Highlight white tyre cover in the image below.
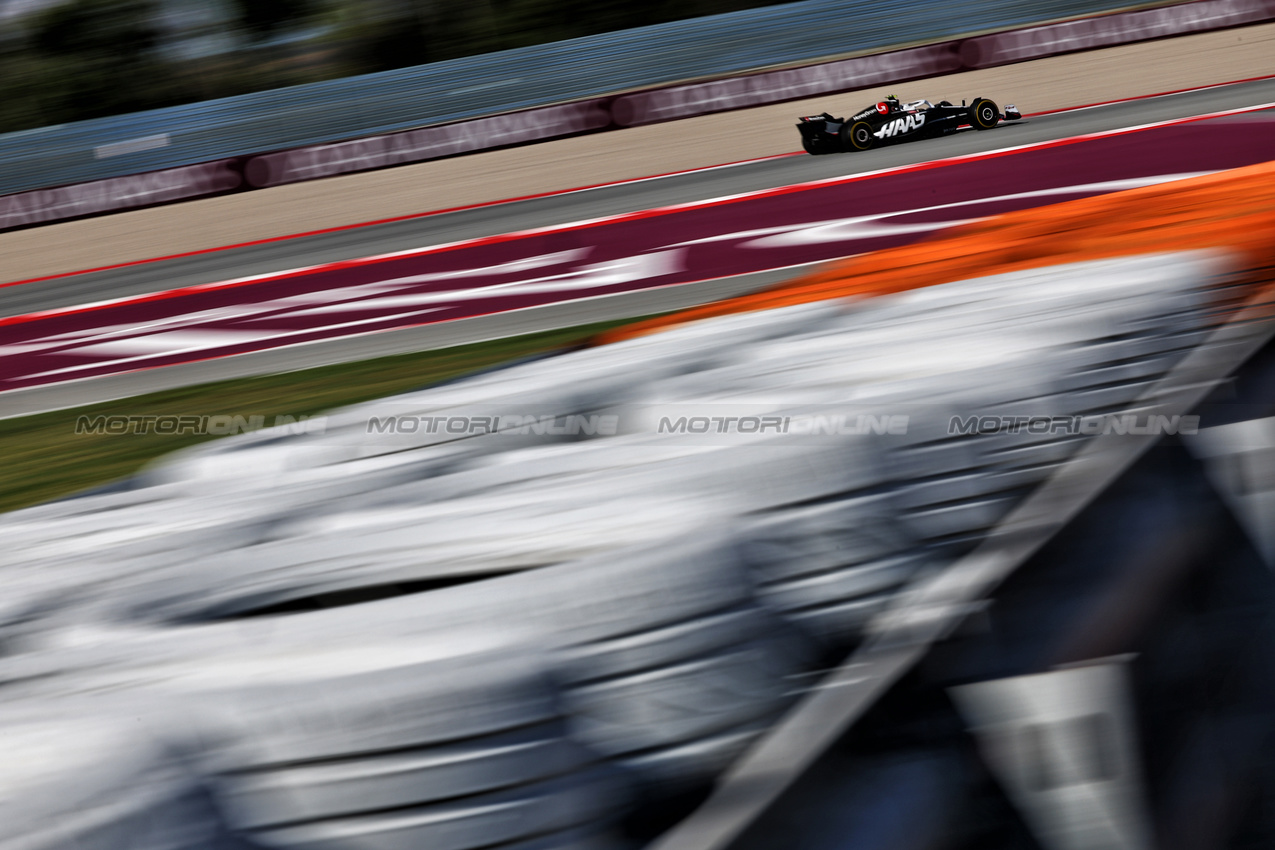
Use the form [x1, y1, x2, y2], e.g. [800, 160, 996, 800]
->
[618, 719, 775, 790]
[756, 555, 921, 616]
[249, 768, 626, 850]
[555, 605, 789, 685]
[189, 651, 559, 770]
[565, 640, 799, 761]
[783, 592, 900, 644]
[219, 722, 593, 829]
[902, 494, 1022, 541]
[740, 498, 910, 580]
[891, 467, 1044, 511]
[512, 532, 758, 646]
[0, 712, 228, 850]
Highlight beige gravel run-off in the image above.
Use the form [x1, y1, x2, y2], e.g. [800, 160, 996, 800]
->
[2, 23, 1274, 284]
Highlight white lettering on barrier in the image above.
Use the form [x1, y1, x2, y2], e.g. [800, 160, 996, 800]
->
[611, 45, 961, 126]
[244, 100, 611, 187]
[0, 161, 240, 231]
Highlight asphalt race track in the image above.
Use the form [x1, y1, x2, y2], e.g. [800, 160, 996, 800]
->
[2, 77, 1274, 416]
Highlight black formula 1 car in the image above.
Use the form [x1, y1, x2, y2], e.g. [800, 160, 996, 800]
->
[797, 95, 1021, 154]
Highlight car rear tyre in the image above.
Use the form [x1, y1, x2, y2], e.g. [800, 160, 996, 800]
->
[840, 121, 876, 151]
[972, 98, 1000, 130]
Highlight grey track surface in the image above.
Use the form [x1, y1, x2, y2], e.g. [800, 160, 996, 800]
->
[2, 76, 1273, 417]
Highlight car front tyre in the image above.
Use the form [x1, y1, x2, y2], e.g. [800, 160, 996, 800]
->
[972, 98, 1000, 130]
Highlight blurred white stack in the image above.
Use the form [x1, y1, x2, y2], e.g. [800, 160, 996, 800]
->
[0, 251, 1232, 849]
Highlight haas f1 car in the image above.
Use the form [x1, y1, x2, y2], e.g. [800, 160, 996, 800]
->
[797, 95, 1021, 154]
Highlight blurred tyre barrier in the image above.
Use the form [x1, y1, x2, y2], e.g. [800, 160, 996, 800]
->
[186, 648, 628, 850]
[137, 340, 688, 483]
[5, 0, 1275, 230]
[114, 493, 717, 622]
[738, 498, 929, 650]
[0, 532, 819, 829]
[13, 637, 630, 850]
[0, 708, 235, 850]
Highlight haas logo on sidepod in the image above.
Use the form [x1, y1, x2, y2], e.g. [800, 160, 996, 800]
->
[876, 113, 925, 138]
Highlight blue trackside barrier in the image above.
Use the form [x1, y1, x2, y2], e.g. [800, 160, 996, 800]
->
[0, 0, 1162, 196]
